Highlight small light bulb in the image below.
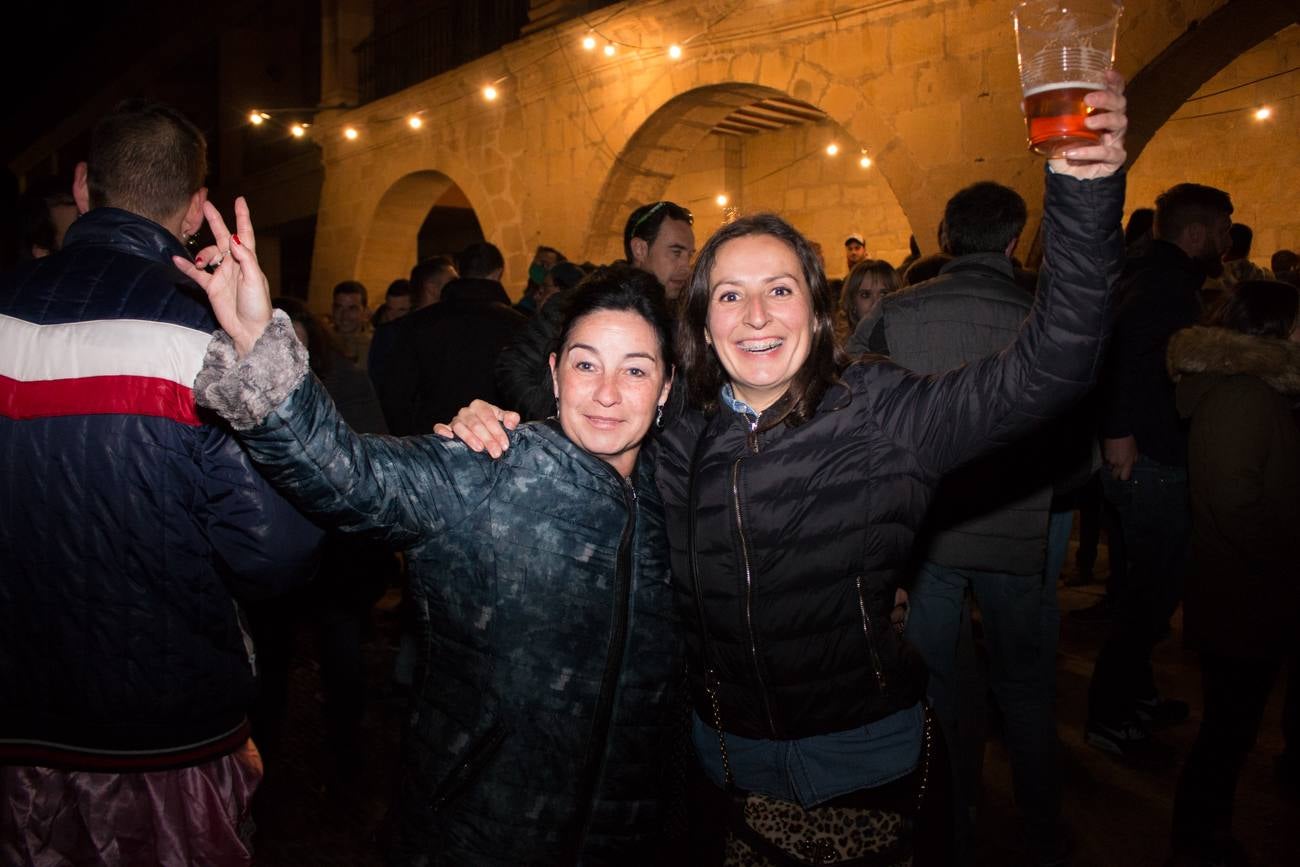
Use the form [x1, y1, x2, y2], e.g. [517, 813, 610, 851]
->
[859, 155, 872, 168]
[668, 44, 683, 60]
[249, 112, 265, 126]
[1254, 106, 1272, 121]
[582, 35, 596, 51]
[408, 115, 423, 129]
[826, 143, 840, 156]
[483, 85, 499, 101]
[343, 126, 359, 141]
[604, 43, 616, 57]
[290, 124, 305, 138]
[716, 194, 729, 207]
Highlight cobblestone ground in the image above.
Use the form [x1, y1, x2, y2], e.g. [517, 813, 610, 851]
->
[252, 541, 1300, 866]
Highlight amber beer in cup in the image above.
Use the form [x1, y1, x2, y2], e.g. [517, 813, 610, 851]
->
[1013, 0, 1122, 156]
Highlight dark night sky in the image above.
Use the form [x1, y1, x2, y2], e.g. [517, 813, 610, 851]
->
[2, 3, 174, 164]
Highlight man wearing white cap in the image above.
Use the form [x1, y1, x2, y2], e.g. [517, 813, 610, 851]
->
[845, 232, 867, 272]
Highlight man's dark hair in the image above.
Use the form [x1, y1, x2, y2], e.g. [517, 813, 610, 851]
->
[623, 201, 694, 262]
[1211, 280, 1299, 340]
[535, 245, 566, 263]
[1227, 223, 1253, 259]
[679, 213, 844, 428]
[87, 99, 207, 225]
[554, 264, 676, 377]
[385, 278, 412, 300]
[1124, 208, 1155, 249]
[409, 255, 456, 306]
[332, 280, 368, 306]
[1154, 183, 1233, 243]
[941, 182, 1027, 257]
[457, 242, 505, 280]
[410, 255, 455, 287]
[1272, 249, 1299, 275]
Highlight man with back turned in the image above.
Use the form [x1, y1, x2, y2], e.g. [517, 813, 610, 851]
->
[0, 99, 322, 865]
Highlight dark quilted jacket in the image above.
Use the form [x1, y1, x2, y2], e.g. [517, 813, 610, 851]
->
[214, 366, 679, 865]
[657, 171, 1125, 740]
[0, 208, 323, 770]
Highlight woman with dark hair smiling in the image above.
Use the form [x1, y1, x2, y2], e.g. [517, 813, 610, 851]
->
[449, 74, 1128, 864]
[173, 207, 684, 864]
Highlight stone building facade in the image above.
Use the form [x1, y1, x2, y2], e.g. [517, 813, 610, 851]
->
[307, 0, 1297, 306]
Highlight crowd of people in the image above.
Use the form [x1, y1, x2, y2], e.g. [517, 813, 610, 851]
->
[1, 72, 1297, 867]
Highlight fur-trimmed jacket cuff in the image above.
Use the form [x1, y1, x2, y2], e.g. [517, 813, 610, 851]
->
[194, 310, 309, 430]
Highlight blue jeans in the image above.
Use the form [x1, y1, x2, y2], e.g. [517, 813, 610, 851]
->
[1045, 508, 1075, 584]
[906, 561, 1062, 864]
[1088, 456, 1190, 723]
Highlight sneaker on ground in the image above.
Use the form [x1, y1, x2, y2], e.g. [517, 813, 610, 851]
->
[1135, 695, 1190, 726]
[1086, 717, 1151, 757]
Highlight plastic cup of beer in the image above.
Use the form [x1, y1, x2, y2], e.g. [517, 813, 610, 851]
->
[1013, 0, 1122, 156]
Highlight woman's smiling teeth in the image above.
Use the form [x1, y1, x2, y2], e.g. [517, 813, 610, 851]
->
[739, 338, 784, 352]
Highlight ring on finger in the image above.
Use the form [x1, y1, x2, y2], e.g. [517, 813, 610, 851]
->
[208, 249, 231, 268]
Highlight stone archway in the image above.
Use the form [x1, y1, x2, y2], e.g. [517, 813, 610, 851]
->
[586, 84, 915, 270]
[1126, 21, 1300, 256]
[355, 170, 485, 299]
[1123, 0, 1298, 167]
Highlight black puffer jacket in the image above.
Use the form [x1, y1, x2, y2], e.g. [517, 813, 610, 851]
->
[378, 277, 526, 434]
[657, 170, 1124, 739]
[0, 208, 323, 770]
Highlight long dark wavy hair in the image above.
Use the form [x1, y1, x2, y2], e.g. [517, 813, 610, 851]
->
[678, 213, 847, 427]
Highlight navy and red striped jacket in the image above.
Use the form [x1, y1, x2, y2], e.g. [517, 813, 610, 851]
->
[0, 207, 322, 771]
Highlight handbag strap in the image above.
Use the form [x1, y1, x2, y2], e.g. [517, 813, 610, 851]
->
[686, 425, 735, 789]
[913, 705, 936, 815]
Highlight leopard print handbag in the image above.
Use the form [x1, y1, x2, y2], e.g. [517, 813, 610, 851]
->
[718, 710, 933, 867]
[722, 792, 914, 867]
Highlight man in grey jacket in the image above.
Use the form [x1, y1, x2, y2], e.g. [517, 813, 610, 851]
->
[853, 182, 1065, 867]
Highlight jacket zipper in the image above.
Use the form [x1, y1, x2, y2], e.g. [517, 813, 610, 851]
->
[855, 576, 888, 693]
[733, 417, 779, 738]
[571, 475, 637, 855]
[430, 722, 510, 813]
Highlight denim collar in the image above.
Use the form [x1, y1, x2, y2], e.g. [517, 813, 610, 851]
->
[720, 383, 760, 425]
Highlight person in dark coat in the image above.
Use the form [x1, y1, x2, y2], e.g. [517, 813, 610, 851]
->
[0, 100, 322, 866]
[1087, 182, 1235, 756]
[1166, 281, 1300, 867]
[859, 180, 1067, 865]
[378, 242, 525, 435]
[179, 215, 683, 864]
